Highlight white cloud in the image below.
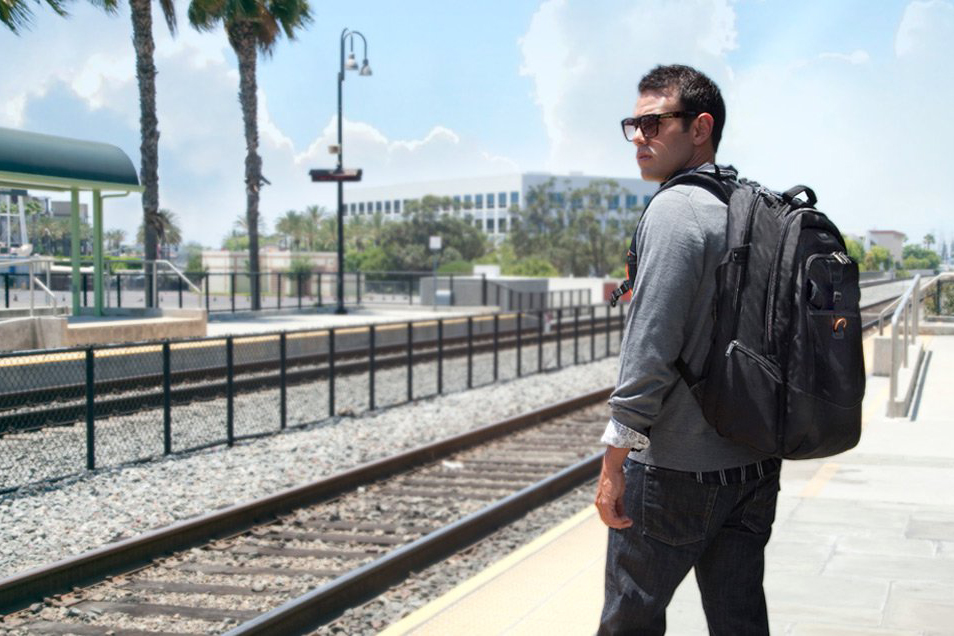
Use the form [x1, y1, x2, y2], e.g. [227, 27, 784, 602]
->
[1, 3, 519, 246]
[518, 0, 954, 241]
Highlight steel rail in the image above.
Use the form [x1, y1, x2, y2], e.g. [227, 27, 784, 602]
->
[226, 451, 602, 636]
[0, 386, 612, 614]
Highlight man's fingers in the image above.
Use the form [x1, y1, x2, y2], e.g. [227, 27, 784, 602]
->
[595, 495, 634, 529]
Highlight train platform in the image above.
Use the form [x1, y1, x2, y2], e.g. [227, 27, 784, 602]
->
[382, 334, 954, 635]
[205, 303, 500, 337]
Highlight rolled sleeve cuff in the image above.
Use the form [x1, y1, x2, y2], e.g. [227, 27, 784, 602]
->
[600, 419, 650, 451]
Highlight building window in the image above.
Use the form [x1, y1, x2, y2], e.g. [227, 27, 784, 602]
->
[464, 194, 472, 208]
[350, 203, 356, 214]
[385, 200, 391, 213]
[375, 201, 382, 213]
[608, 195, 619, 210]
[359, 203, 365, 213]
[643, 194, 652, 206]
[487, 193, 495, 208]
[486, 218, 495, 232]
[511, 191, 519, 206]
[571, 194, 582, 209]
[475, 220, 482, 229]
[475, 194, 483, 209]
[499, 192, 507, 208]
[395, 199, 401, 213]
[625, 194, 638, 209]
[499, 218, 508, 232]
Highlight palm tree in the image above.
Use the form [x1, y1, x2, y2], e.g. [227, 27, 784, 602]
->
[105, 228, 127, 253]
[1, 0, 68, 34]
[188, 0, 311, 310]
[128, 0, 177, 306]
[137, 208, 182, 258]
[275, 209, 304, 250]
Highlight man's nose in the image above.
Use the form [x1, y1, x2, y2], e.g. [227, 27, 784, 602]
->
[631, 125, 646, 146]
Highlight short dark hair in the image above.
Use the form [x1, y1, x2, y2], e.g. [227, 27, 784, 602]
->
[638, 64, 725, 152]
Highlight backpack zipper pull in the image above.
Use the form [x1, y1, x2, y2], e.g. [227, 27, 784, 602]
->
[833, 251, 851, 265]
[725, 340, 738, 357]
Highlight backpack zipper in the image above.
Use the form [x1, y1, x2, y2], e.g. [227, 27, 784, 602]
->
[725, 339, 782, 384]
[764, 209, 804, 354]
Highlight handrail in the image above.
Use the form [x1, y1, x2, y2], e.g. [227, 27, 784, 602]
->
[152, 259, 203, 308]
[887, 275, 920, 417]
[878, 274, 941, 335]
[1, 257, 55, 316]
[30, 276, 57, 308]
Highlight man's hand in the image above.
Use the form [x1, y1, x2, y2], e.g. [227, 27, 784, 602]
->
[595, 446, 634, 529]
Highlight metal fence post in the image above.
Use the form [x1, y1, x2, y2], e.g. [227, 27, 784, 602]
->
[328, 328, 336, 418]
[574, 306, 580, 364]
[590, 306, 595, 361]
[178, 276, 183, 308]
[116, 273, 121, 308]
[449, 275, 455, 306]
[467, 316, 474, 388]
[3, 273, 8, 308]
[277, 272, 283, 310]
[280, 332, 287, 429]
[538, 309, 544, 372]
[226, 337, 234, 446]
[205, 275, 210, 311]
[493, 314, 499, 381]
[318, 272, 323, 307]
[407, 322, 414, 402]
[407, 276, 413, 305]
[357, 272, 362, 305]
[163, 341, 172, 454]
[298, 272, 303, 309]
[82, 273, 88, 308]
[482, 273, 487, 306]
[85, 348, 96, 471]
[369, 325, 376, 410]
[556, 308, 563, 368]
[437, 318, 444, 394]
[230, 273, 236, 313]
[516, 312, 522, 377]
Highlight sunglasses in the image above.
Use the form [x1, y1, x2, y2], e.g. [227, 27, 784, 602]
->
[620, 111, 698, 142]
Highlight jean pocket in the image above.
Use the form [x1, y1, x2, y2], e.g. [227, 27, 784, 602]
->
[740, 473, 781, 534]
[642, 466, 717, 546]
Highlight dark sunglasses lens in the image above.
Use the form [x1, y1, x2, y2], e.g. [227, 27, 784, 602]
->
[622, 120, 637, 141]
[639, 115, 659, 139]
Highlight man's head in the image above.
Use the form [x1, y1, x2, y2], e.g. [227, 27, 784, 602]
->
[623, 64, 725, 182]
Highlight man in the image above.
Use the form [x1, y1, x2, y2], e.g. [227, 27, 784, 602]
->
[595, 64, 781, 635]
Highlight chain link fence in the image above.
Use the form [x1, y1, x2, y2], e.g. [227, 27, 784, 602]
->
[0, 303, 626, 493]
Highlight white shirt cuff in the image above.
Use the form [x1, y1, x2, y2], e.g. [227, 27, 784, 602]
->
[600, 420, 650, 451]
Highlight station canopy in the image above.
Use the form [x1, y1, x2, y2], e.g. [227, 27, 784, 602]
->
[0, 126, 143, 316]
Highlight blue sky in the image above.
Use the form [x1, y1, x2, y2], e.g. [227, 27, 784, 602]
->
[1, 0, 952, 249]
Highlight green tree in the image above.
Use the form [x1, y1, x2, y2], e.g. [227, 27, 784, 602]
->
[923, 233, 936, 251]
[0, 0, 67, 34]
[188, 0, 312, 310]
[275, 210, 305, 250]
[864, 245, 893, 272]
[105, 228, 127, 253]
[902, 244, 940, 270]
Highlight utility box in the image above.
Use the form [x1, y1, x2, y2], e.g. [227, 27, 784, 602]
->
[435, 289, 453, 306]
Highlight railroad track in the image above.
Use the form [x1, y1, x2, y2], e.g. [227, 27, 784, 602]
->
[0, 388, 611, 635]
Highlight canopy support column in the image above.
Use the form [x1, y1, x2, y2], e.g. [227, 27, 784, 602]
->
[70, 188, 81, 315]
[93, 190, 104, 315]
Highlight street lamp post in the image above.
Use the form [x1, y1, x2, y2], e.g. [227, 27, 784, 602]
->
[334, 28, 372, 314]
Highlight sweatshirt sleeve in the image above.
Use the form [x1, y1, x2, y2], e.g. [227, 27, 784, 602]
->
[606, 188, 706, 446]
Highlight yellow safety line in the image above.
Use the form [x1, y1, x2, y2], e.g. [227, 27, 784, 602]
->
[0, 312, 526, 367]
[378, 505, 597, 636]
[798, 462, 840, 498]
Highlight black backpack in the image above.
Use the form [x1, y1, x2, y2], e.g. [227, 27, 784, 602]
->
[611, 165, 865, 459]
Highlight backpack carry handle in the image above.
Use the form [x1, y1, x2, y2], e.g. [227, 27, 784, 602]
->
[782, 185, 817, 208]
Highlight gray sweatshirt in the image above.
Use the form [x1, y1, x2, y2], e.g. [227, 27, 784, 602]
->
[601, 181, 771, 471]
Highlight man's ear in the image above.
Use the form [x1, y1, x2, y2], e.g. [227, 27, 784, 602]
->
[692, 113, 714, 147]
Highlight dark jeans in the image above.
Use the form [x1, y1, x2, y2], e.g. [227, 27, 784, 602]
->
[598, 459, 780, 636]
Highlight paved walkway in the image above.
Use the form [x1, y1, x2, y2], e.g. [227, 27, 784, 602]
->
[383, 335, 954, 635]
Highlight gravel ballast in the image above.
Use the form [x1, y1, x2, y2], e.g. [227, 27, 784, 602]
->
[0, 357, 617, 580]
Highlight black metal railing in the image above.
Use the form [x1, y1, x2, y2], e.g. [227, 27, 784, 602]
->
[2, 269, 596, 313]
[0, 302, 627, 493]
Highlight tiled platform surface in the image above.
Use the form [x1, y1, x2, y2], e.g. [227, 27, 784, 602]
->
[383, 334, 954, 636]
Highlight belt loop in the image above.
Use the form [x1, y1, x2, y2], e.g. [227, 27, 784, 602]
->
[695, 471, 703, 484]
[719, 469, 727, 486]
[756, 461, 765, 479]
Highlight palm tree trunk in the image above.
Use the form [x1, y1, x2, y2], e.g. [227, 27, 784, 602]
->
[229, 23, 262, 310]
[130, 0, 161, 307]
